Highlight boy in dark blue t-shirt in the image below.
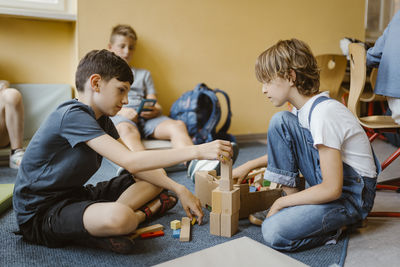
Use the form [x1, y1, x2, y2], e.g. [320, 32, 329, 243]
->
[13, 49, 232, 254]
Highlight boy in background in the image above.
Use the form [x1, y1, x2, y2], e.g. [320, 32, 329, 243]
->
[0, 80, 25, 169]
[13, 49, 232, 254]
[366, 10, 400, 146]
[108, 24, 194, 153]
[235, 39, 378, 251]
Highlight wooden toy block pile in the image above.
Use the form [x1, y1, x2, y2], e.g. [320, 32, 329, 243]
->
[210, 159, 240, 237]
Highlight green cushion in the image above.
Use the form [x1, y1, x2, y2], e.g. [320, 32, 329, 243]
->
[0, 184, 14, 215]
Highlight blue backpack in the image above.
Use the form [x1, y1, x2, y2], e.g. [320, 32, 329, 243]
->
[170, 83, 235, 144]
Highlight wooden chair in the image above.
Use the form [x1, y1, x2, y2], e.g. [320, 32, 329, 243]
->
[315, 54, 347, 101]
[348, 43, 400, 217]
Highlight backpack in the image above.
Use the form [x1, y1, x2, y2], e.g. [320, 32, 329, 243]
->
[170, 83, 235, 144]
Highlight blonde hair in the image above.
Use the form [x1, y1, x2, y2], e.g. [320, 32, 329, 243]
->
[255, 39, 320, 96]
[110, 24, 137, 44]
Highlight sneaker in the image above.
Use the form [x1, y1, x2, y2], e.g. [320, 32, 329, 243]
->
[324, 227, 343, 245]
[187, 142, 240, 183]
[187, 159, 220, 183]
[9, 148, 24, 169]
[248, 208, 270, 226]
[75, 235, 136, 254]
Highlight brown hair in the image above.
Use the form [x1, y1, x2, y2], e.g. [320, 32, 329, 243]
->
[75, 49, 133, 92]
[255, 39, 320, 96]
[110, 24, 137, 44]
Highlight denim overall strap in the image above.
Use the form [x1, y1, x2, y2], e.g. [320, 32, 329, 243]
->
[307, 96, 330, 127]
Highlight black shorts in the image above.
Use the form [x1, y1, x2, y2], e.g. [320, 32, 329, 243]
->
[18, 173, 135, 248]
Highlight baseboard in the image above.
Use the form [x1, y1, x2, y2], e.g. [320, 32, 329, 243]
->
[234, 133, 267, 144]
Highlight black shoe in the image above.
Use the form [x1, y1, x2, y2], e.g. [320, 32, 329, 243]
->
[75, 235, 136, 254]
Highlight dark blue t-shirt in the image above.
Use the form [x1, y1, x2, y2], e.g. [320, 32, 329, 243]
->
[13, 99, 119, 225]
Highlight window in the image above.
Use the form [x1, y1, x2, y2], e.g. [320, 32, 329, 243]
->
[365, 0, 400, 41]
[0, 0, 76, 21]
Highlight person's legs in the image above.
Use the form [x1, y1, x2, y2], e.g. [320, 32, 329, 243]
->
[0, 88, 24, 149]
[152, 118, 194, 148]
[265, 111, 321, 188]
[261, 201, 351, 251]
[116, 121, 146, 151]
[387, 97, 400, 125]
[261, 111, 360, 251]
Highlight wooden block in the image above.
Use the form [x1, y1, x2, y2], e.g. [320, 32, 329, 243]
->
[246, 167, 266, 179]
[172, 229, 181, 238]
[219, 179, 233, 191]
[209, 212, 221, 236]
[195, 171, 219, 208]
[212, 187, 240, 215]
[129, 224, 164, 239]
[170, 220, 181, 230]
[211, 188, 222, 213]
[220, 159, 232, 181]
[221, 187, 240, 214]
[220, 212, 239, 237]
[0, 184, 14, 215]
[140, 230, 164, 239]
[180, 217, 191, 242]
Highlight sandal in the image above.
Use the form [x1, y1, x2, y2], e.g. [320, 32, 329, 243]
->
[140, 190, 178, 221]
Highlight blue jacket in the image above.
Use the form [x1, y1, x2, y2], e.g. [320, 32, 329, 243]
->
[366, 11, 400, 98]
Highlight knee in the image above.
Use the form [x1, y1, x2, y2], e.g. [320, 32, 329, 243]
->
[2, 88, 23, 106]
[103, 203, 139, 235]
[117, 123, 140, 138]
[261, 219, 291, 251]
[167, 119, 187, 132]
[268, 111, 297, 133]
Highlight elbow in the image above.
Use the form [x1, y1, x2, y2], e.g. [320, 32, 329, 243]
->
[327, 188, 342, 202]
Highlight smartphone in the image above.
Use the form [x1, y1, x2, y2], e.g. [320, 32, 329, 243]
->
[136, 99, 156, 114]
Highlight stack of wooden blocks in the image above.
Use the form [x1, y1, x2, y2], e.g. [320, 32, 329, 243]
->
[210, 159, 240, 237]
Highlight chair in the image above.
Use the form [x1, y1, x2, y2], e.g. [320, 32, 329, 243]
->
[348, 43, 400, 217]
[315, 54, 347, 101]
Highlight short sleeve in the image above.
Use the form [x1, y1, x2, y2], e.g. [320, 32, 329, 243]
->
[310, 102, 345, 150]
[60, 106, 107, 147]
[144, 70, 156, 96]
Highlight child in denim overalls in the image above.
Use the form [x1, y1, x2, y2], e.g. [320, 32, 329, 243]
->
[233, 39, 379, 251]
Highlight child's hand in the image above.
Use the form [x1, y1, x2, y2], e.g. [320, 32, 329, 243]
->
[140, 106, 160, 119]
[0, 80, 10, 91]
[233, 165, 251, 184]
[197, 140, 232, 162]
[266, 198, 284, 218]
[117, 107, 138, 123]
[175, 185, 204, 224]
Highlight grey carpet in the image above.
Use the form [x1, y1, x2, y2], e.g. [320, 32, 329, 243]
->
[0, 142, 348, 267]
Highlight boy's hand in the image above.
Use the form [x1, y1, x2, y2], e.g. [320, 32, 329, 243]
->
[233, 165, 251, 184]
[140, 105, 160, 119]
[175, 185, 204, 224]
[117, 107, 138, 123]
[266, 197, 284, 218]
[197, 140, 232, 162]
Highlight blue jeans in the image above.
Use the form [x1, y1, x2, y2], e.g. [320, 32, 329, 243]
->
[262, 111, 377, 251]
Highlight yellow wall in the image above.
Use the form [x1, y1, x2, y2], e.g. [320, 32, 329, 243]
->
[0, 16, 75, 84]
[1, 0, 365, 135]
[77, 0, 365, 135]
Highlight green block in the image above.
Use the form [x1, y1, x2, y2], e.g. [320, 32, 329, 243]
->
[0, 184, 14, 215]
[262, 180, 271, 187]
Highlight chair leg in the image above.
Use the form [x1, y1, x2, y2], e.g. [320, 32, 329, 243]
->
[368, 212, 400, 217]
[381, 147, 400, 171]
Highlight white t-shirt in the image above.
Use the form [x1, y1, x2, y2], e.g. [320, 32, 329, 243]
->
[292, 92, 377, 178]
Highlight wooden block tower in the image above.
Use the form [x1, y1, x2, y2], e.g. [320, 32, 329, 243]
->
[210, 158, 240, 237]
